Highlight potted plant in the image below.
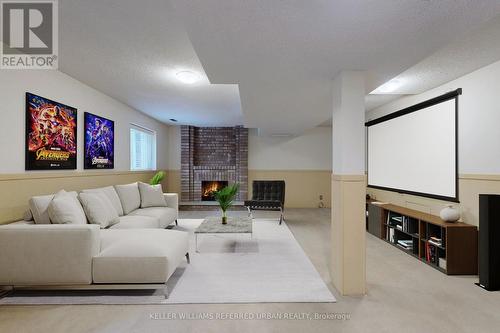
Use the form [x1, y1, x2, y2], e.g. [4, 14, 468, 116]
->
[214, 183, 240, 224]
[149, 171, 165, 186]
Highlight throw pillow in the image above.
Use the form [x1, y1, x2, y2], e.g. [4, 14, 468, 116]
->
[48, 190, 87, 225]
[81, 186, 124, 216]
[29, 194, 54, 224]
[114, 182, 141, 214]
[29, 191, 80, 224]
[79, 192, 119, 228]
[138, 182, 167, 208]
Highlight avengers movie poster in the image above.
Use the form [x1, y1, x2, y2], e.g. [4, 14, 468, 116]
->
[84, 112, 114, 169]
[25, 93, 77, 170]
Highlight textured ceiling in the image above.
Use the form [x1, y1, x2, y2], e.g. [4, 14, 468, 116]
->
[59, 0, 500, 134]
[171, 0, 500, 134]
[59, 0, 243, 127]
[367, 13, 500, 111]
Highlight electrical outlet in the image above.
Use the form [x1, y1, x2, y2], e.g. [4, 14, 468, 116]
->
[319, 195, 323, 200]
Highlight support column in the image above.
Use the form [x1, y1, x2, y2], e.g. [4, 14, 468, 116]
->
[330, 71, 366, 296]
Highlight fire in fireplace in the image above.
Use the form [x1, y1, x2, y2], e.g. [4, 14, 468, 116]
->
[201, 181, 228, 201]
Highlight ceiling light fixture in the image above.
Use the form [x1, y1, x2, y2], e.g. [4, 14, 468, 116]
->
[371, 79, 402, 94]
[176, 71, 199, 84]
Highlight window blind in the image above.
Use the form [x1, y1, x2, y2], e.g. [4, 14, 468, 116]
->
[130, 125, 156, 171]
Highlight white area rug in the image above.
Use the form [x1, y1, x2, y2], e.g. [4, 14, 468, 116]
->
[0, 219, 335, 305]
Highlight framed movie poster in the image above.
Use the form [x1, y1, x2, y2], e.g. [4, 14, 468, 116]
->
[84, 112, 114, 169]
[25, 93, 77, 170]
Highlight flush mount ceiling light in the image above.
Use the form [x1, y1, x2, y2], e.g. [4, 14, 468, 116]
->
[176, 71, 199, 84]
[371, 79, 402, 94]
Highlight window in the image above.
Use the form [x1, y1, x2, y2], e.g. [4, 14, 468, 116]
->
[130, 125, 156, 170]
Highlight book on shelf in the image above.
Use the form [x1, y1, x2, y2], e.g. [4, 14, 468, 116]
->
[397, 239, 413, 250]
[428, 239, 442, 247]
[386, 227, 395, 243]
[387, 214, 418, 234]
[387, 212, 404, 227]
[426, 243, 437, 264]
[397, 244, 412, 250]
[428, 236, 443, 247]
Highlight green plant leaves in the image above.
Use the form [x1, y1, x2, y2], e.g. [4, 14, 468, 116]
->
[214, 183, 240, 212]
[150, 171, 166, 185]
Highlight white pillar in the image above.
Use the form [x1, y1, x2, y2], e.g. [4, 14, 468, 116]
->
[330, 71, 366, 295]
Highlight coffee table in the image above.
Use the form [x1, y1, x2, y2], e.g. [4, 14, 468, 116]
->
[194, 216, 253, 252]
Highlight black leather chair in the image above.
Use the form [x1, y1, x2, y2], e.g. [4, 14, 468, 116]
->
[244, 180, 285, 224]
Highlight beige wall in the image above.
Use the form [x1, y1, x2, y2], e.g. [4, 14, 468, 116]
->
[163, 126, 332, 208]
[249, 170, 331, 208]
[164, 169, 181, 195]
[0, 171, 163, 224]
[164, 169, 331, 208]
[367, 174, 500, 227]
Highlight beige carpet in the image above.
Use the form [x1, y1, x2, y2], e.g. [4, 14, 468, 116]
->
[0, 218, 335, 305]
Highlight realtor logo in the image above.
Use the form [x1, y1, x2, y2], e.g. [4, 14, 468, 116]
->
[1, 0, 58, 69]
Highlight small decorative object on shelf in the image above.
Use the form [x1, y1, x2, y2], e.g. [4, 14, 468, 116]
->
[439, 205, 460, 222]
[214, 183, 240, 224]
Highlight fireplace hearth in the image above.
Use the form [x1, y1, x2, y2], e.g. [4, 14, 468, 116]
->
[201, 181, 228, 201]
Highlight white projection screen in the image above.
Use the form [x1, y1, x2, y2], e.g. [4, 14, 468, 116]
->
[367, 90, 460, 202]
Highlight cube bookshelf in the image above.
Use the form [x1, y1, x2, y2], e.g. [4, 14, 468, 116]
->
[368, 203, 478, 275]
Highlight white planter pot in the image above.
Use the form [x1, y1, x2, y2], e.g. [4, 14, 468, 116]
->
[439, 205, 460, 222]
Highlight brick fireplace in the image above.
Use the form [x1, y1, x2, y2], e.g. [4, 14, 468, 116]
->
[180, 126, 248, 202]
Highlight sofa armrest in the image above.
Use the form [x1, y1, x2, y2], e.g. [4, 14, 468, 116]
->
[163, 193, 178, 219]
[0, 224, 100, 285]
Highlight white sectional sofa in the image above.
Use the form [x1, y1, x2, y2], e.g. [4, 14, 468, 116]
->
[0, 182, 189, 297]
[28, 183, 179, 228]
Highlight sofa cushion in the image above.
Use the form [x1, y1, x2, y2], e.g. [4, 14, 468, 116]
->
[81, 186, 124, 216]
[93, 229, 189, 283]
[29, 191, 81, 224]
[128, 207, 176, 228]
[109, 215, 159, 229]
[138, 182, 167, 208]
[114, 183, 140, 215]
[79, 192, 119, 228]
[47, 190, 87, 225]
[29, 194, 54, 224]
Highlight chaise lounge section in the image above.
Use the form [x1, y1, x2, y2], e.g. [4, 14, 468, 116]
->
[0, 182, 188, 297]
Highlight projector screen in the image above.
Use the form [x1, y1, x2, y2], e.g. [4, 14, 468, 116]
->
[367, 89, 460, 202]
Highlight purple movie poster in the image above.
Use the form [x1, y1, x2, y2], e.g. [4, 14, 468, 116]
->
[84, 112, 114, 169]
